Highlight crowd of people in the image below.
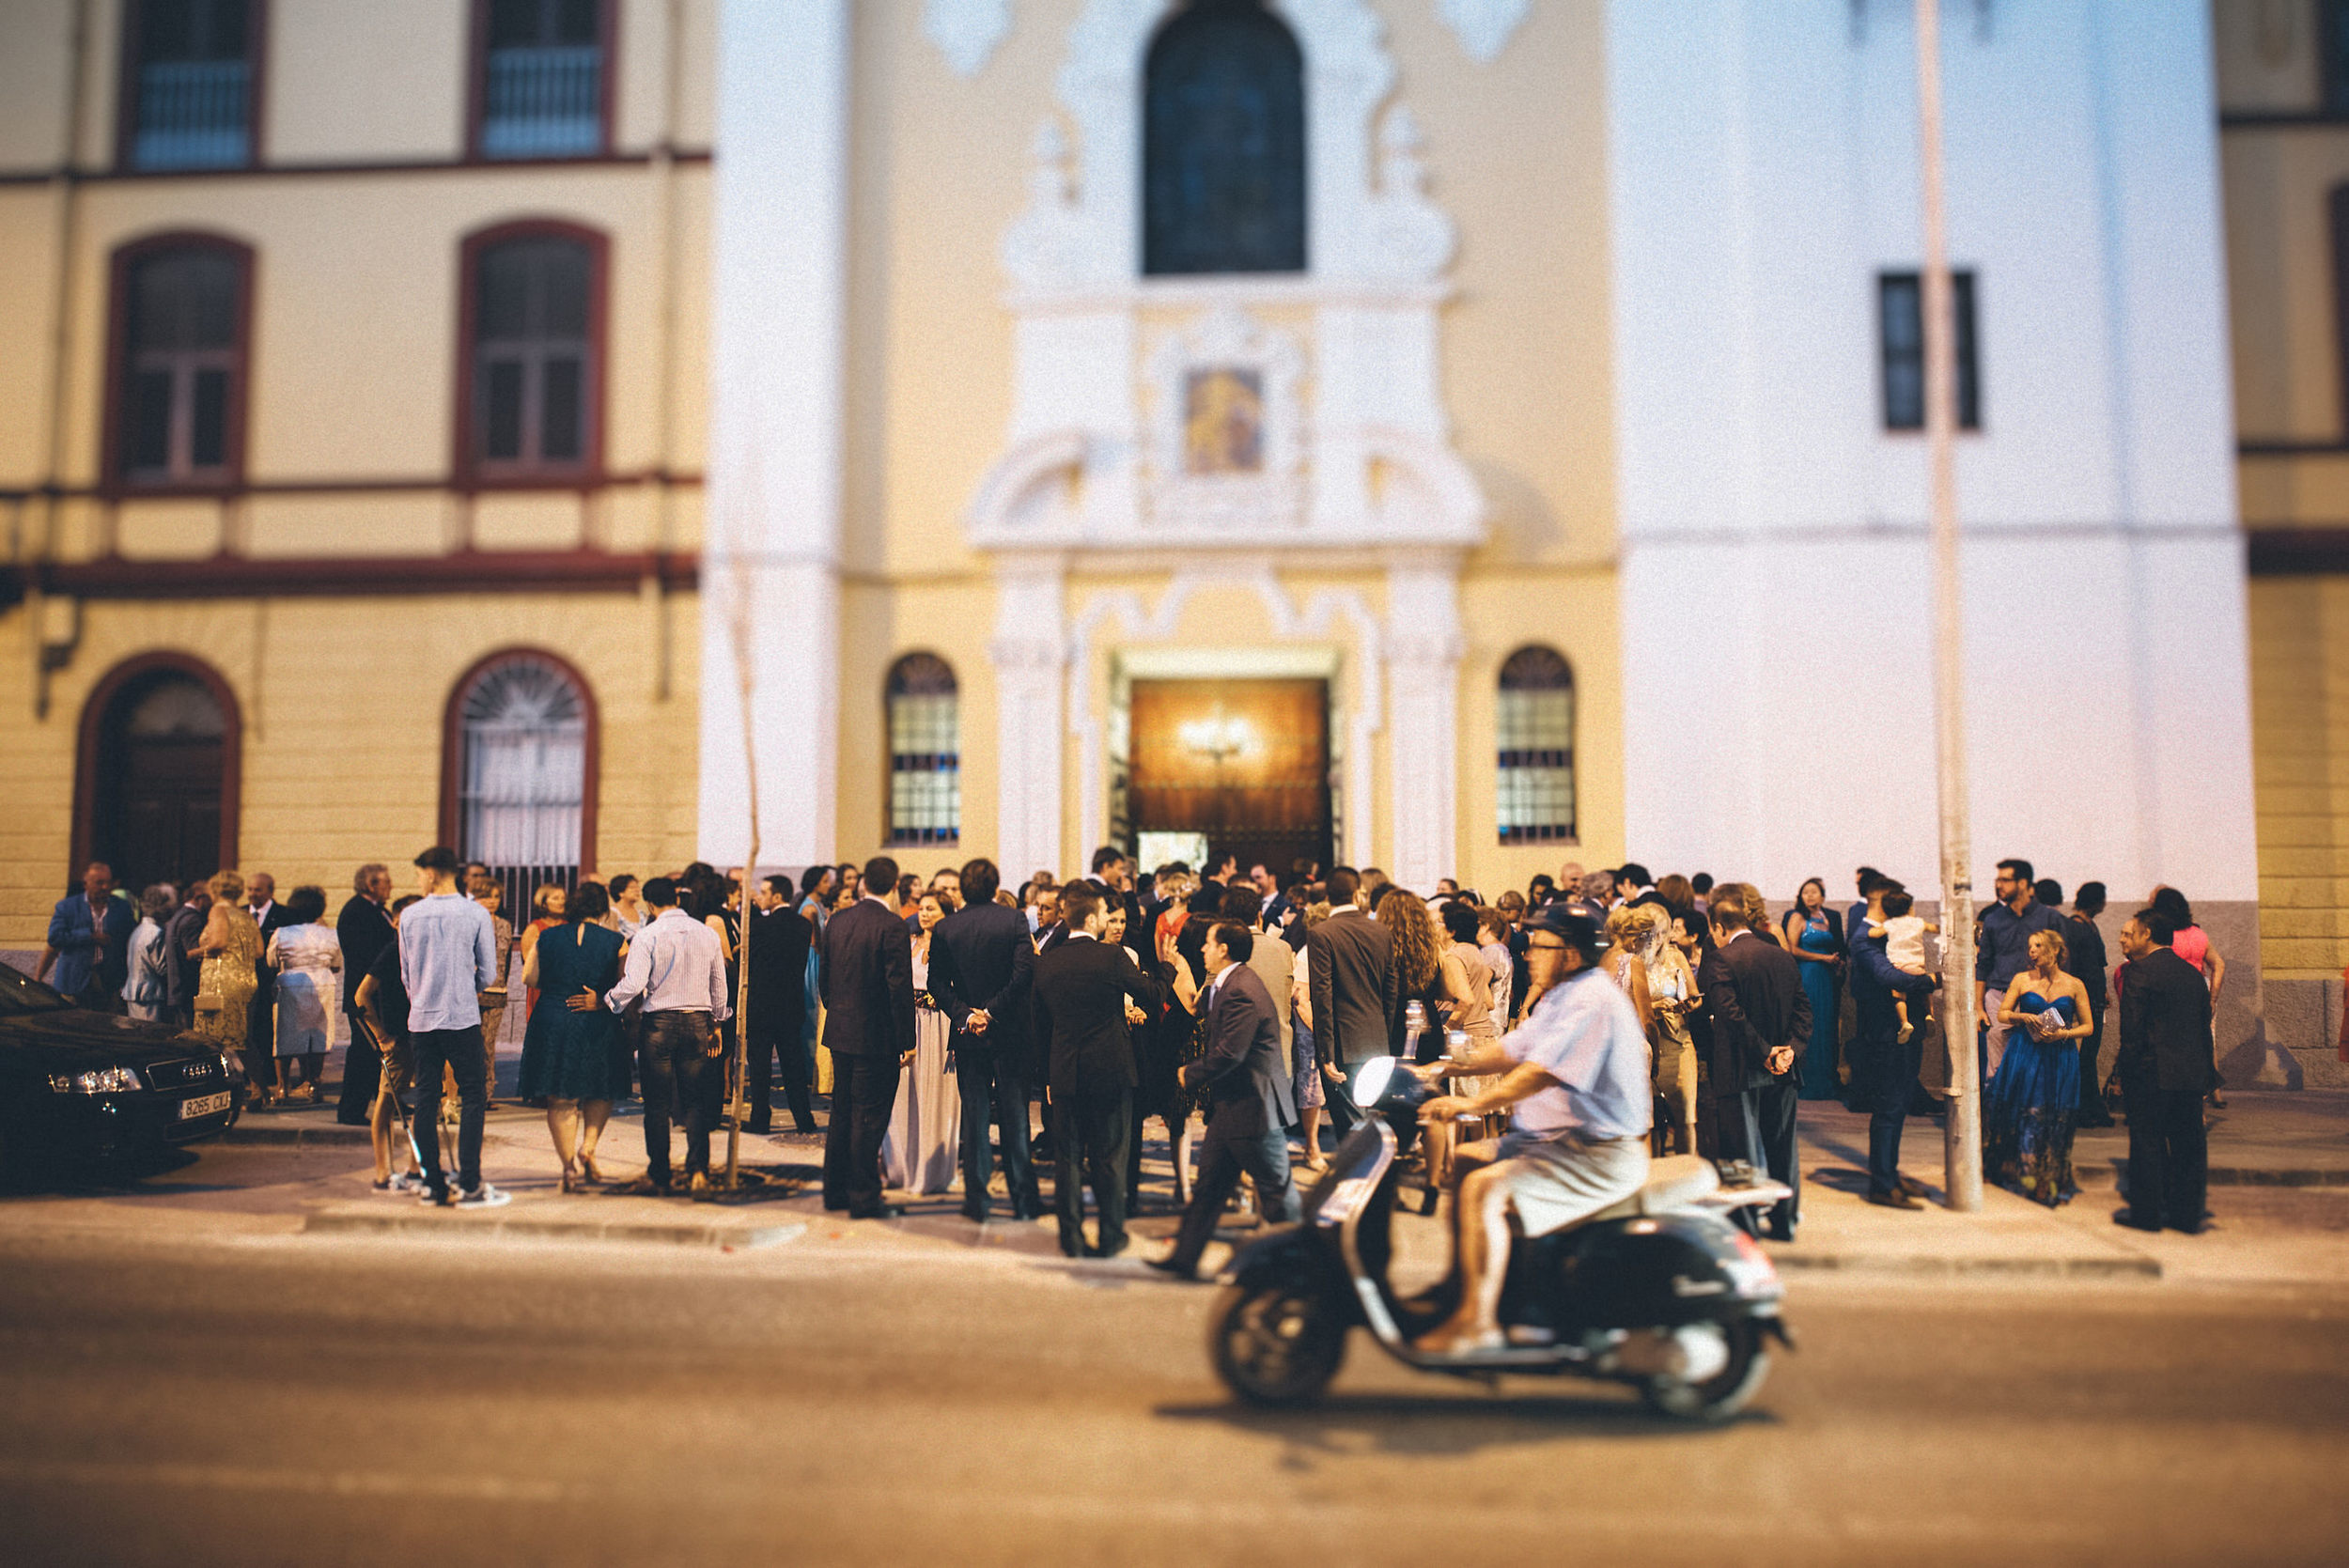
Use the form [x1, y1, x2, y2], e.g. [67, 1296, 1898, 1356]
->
[31, 843, 2226, 1236]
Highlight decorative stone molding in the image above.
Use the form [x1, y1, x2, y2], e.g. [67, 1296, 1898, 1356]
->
[924, 0, 1013, 78]
[988, 556, 1069, 880]
[1434, 0, 1529, 64]
[1064, 567, 1386, 867]
[1143, 307, 1307, 535]
[1003, 0, 1452, 297]
[1381, 557, 1466, 893]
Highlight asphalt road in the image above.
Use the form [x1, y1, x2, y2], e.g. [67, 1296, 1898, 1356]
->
[2, 1204, 2344, 1568]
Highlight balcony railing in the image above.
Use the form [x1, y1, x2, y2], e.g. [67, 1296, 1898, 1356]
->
[132, 60, 252, 171]
[480, 45, 603, 159]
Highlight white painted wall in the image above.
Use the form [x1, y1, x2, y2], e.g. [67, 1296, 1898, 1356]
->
[1611, 0, 2254, 903]
[698, 0, 851, 867]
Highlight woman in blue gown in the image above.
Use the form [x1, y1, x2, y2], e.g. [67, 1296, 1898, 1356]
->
[520, 881, 628, 1191]
[1985, 929, 2097, 1206]
[1780, 878, 1844, 1100]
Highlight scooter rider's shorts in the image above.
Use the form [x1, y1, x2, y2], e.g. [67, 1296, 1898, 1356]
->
[1490, 1128, 1648, 1238]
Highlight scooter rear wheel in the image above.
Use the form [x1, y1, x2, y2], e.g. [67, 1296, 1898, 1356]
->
[1637, 1320, 1769, 1423]
[1208, 1281, 1347, 1408]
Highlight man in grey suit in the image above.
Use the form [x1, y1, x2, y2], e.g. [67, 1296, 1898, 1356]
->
[1305, 867, 1396, 1135]
[1148, 920, 1300, 1280]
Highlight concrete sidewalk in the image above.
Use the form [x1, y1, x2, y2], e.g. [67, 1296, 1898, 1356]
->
[173, 1069, 2349, 1285]
[1786, 1095, 2349, 1285]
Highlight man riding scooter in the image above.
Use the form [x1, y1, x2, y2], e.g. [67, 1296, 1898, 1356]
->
[1409, 899, 1653, 1356]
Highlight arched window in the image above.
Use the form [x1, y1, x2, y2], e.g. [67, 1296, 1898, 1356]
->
[1143, 0, 1306, 276]
[107, 235, 252, 489]
[1496, 645, 1575, 845]
[443, 652, 596, 909]
[75, 654, 241, 894]
[886, 654, 960, 846]
[458, 224, 604, 483]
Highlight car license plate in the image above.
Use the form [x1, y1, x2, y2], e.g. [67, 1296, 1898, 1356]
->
[179, 1091, 232, 1120]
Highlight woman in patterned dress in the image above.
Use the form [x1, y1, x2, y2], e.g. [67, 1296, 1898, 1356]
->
[193, 870, 263, 1103]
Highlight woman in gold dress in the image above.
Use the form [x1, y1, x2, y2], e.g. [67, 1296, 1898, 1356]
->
[192, 870, 263, 1101]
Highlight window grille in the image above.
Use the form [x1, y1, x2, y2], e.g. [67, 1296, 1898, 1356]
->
[479, 0, 606, 158]
[1496, 645, 1575, 845]
[886, 654, 960, 847]
[121, 243, 244, 484]
[127, 0, 255, 171]
[457, 656, 587, 907]
[1143, 0, 1307, 275]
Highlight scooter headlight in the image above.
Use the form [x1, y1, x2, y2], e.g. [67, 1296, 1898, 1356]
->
[1350, 1057, 1395, 1110]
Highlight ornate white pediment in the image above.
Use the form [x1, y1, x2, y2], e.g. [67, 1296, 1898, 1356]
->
[924, 0, 1013, 78]
[1435, 0, 1530, 63]
[974, 0, 1484, 555]
[1143, 308, 1306, 534]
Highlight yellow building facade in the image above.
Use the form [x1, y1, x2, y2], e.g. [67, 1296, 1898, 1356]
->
[1, 0, 2317, 1078]
[2219, 0, 2349, 1067]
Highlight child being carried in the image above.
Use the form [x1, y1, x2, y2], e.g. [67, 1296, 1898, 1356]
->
[1869, 889, 1939, 1044]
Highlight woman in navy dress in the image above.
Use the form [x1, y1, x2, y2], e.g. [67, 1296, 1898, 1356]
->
[1781, 878, 1844, 1100]
[1985, 929, 2097, 1206]
[521, 880, 628, 1191]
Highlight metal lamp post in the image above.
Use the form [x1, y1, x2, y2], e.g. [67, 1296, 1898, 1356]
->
[1917, 0, 1983, 1211]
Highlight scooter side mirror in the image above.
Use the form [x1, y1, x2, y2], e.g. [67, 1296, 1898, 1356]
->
[1349, 1055, 1430, 1113]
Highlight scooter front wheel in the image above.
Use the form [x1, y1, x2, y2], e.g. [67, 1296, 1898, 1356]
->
[1637, 1320, 1770, 1423]
[1208, 1281, 1347, 1408]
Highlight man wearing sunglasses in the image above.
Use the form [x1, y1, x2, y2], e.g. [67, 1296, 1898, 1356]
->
[1408, 899, 1652, 1357]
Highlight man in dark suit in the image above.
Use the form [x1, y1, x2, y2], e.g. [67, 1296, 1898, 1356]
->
[1844, 879, 1936, 1209]
[2114, 908, 2216, 1233]
[820, 856, 917, 1219]
[1304, 867, 1396, 1134]
[928, 857, 1042, 1222]
[746, 872, 816, 1133]
[38, 862, 135, 1009]
[334, 863, 397, 1125]
[2064, 882, 2115, 1128]
[1030, 884, 1159, 1258]
[1148, 921, 1300, 1280]
[1703, 888, 1811, 1238]
[243, 874, 292, 1084]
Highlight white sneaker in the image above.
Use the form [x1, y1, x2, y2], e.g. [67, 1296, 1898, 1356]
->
[453, 1182, 511, 1208]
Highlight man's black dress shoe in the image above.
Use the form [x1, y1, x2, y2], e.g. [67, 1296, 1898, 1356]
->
[1895, 1174, 1930, 1199]
[1865, 1189, 1921, 1210]
[1090, 1234, 1131, 1260]
[959, 1204, 988, 1223]
[2112, 1209, 2161, 1232]
[848, 1203, 904, 1220]
[743, 1118, 772, 1135]
[1143, 1254, 1199, 1281]
[2169, 1217, 2210, 1235]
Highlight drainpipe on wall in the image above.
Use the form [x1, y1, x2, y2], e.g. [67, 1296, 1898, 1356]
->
[31, 0, 92, 721]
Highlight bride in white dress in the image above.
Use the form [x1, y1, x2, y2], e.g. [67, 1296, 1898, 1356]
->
[883, 891, 963, 1195]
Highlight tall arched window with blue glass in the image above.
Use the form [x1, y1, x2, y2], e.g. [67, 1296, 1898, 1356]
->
[1143, 0, 1306, 276]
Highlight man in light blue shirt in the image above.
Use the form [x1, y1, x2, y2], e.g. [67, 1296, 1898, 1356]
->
[399, 846, 503, 1207]
[1410, 900, 1652, 1355]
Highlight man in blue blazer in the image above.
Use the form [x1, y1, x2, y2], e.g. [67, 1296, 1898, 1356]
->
[39, 862, 136, 1009]
[1148, 919, 1301, 1281]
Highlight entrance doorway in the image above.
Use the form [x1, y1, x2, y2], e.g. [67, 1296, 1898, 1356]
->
[1128, 677, 1331, 876]
[81, 660, 236, 895]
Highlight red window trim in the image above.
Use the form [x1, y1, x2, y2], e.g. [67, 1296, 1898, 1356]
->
[463, 0, 619, 163]
[114, 0, 270, 173]
[437, 646, 600, 876]
[70, 650, 244, 890]
[100, 229, 257, 498]
[451, 218, 610, 491]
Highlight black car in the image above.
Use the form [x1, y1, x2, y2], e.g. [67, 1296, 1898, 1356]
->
[0, 965, 243, 1178]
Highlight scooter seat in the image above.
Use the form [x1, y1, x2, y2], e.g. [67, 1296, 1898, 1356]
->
[1581, 1155, 1720, 1223]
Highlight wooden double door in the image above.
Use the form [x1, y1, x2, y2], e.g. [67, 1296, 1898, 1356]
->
[1128, 677, 1331, 876]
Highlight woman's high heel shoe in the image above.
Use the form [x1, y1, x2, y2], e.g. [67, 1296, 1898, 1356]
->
[577, 1153, 603, 1186]
[560, 1164, 581, 1195]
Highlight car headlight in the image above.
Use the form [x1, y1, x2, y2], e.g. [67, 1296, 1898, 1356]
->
[220, 1051, 242, 1079]
[49, 1065, 145, 1094]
